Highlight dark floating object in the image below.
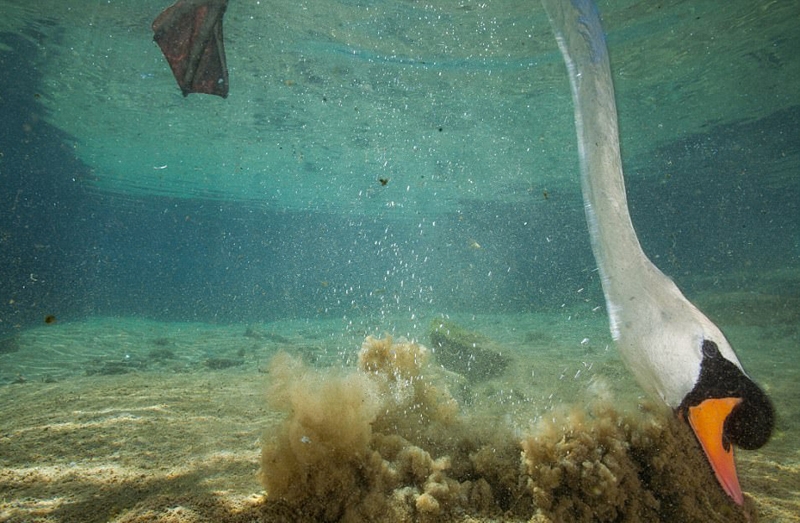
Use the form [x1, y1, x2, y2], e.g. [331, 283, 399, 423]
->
[152, 0, 230, 98]
[44, 315, 56, 324]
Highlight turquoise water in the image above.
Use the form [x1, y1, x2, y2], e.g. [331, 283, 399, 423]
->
[0, 0, 798, 521]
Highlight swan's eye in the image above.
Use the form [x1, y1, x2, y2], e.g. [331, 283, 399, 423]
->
[702, 340, 720, 359]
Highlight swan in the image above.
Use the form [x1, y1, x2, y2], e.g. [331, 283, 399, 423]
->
[541, 0, 774, 505]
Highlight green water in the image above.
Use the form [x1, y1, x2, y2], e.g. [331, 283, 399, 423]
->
[1, 0, 799, 521]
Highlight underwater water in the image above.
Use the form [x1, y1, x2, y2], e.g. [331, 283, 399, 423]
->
[1, 0, 798, 521]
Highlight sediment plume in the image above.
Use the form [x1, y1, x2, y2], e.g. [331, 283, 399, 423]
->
[259, 336, 754, 522]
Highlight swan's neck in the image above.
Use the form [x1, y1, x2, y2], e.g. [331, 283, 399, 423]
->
[541, 0, 748, 408]
[544, 0, 653, 338]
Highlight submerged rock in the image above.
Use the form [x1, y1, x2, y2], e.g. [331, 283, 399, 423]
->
[204, 357, 245, 370]
[428, 318, 509, 382]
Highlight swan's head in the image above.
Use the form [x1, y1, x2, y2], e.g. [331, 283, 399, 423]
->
[679, 339, 774, 505]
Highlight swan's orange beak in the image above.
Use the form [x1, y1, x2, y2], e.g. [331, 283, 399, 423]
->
[687, 397, 744, 505]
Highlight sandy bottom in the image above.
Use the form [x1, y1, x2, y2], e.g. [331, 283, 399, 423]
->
[0, 304, 797, 522]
